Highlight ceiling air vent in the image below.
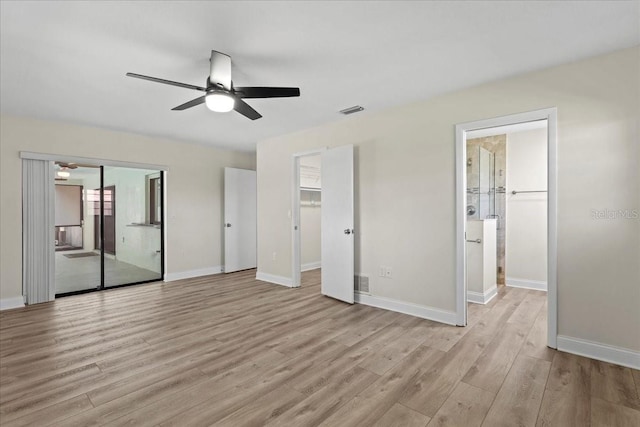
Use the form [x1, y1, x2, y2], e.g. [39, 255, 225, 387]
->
[339, 105, 364, 115]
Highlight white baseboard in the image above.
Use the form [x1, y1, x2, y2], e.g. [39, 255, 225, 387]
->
[164, 266, 223, 282]
[506, 277, 547, 291]
[557, 335, 640, 370]
[354, 292, 457, 326]
[256, 271, 294, 288]
[301, 261, 321, 272]
[467, 286, 498, 305]
[0, 297, 25, 311]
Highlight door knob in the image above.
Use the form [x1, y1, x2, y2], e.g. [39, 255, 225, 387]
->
[225, 223, 232, 228]
[344, 229, 353, 235]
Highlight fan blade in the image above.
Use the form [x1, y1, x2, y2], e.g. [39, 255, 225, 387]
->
[234, 87, 300, 99]
[126, 73, 206, 92]
[233, 98, 262, 120]
[56, 162, 78, 169]
[172, 96, 206, 111]
[209, 51, 232, 91]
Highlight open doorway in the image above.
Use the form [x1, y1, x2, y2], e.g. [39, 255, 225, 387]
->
[456, 108, 558, 348]
[292, 151, 323, 289]
[300, 155, 322, 273]
[291, 145, 355, 304]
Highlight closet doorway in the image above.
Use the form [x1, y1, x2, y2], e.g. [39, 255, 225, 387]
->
[291, 145, 355, 304]
[291, 151, 323, 289]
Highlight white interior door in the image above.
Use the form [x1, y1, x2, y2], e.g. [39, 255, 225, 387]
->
[321, 145, 354, 303]
[224, 168, 257, 273]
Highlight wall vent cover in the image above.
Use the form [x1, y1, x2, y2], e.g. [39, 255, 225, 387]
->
[340, 105, 364, 115]
[354, 275, 370, 293]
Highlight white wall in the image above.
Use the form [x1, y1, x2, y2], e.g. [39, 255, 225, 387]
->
[0, 116, 255, 302]
[256, 47, 640, 353]
[506, 128, 548, 287]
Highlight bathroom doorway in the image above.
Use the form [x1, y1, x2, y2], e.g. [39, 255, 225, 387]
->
[455, 108, 558, 348]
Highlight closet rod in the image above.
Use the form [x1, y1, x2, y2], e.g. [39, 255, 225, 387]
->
[511, 190, 547, 195]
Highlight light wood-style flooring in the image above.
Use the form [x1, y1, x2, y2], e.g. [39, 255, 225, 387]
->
[1, 269, 639, 426]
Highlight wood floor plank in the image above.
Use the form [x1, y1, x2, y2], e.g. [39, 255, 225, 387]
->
[214, 385, 307, 426]
[374, 403, 431, 427]
[62, 368, 208, 426]
[0, 395, 94, 427]
[546, 351, 591, 396]
[104, 350, 289, 427]
[591, 397, 640, 427]
[506, 291, 546, 328]
[358, 318, 432, 375]
[427, 381, 495, 427]
[267, 366, 379, 426]
[461, 323, 528, 393]
[536, 389, 590, 427]
[287, 321, 412, 395]
[519, 302, 555, 362]
[399, 332, 491, 417]
[481, 355, 551, 427]
[318, 345, 446, 426]
[633, 369, 640, 397]
[0, 367, 109, 423]
[159, 338, 351, 426]
[591, 360, 640, 411]
[537, 353, 592, 425]
[418, 323, 470, 353]
[0, 363, 101, 405]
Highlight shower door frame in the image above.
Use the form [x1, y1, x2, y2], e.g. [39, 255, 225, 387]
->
[454, 108, 558, 349]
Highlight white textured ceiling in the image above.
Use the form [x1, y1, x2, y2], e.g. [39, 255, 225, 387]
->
[1, 1, 638, 152]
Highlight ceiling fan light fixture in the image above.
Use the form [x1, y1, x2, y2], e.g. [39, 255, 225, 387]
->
[57, 170, 70, 178]
[205, 91, 235, 112]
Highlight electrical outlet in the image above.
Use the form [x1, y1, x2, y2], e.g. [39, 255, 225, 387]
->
[272, 252, 277, 261]
[385, 267, 392, 278]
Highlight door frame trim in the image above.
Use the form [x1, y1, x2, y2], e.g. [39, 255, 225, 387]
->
[291, 148, 326, 287]
[455, 107, 558, 349]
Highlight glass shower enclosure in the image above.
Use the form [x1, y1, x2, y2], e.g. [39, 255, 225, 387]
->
[466, 146, 495, 220]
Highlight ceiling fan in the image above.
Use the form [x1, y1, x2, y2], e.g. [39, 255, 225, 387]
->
[54, 163, 73, 180]
[55, 161, 79, 169]
[54, 161, 98, 180]
[126, 50, 300, 120]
